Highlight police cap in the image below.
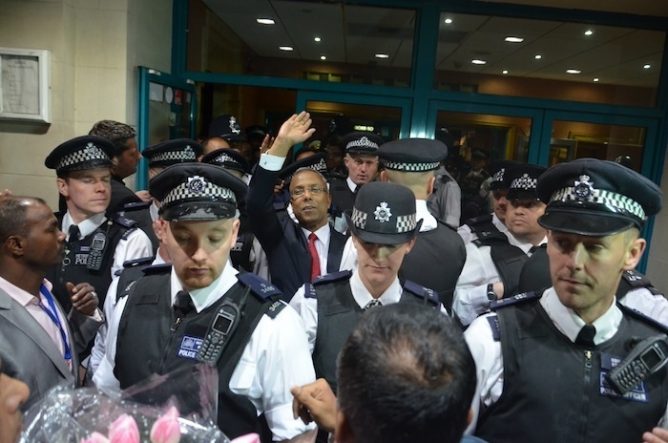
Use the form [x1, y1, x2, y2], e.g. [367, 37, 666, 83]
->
[208, 114, 245, 142]
[537, 158, 662, 236]
[346, 181, 422, 245]
[200, 148, 249, 175]
[342, 132, 384, 155]
[142, 139, 202, 167]
[379, 138, 447, 172]
[149, 162, 247, 221]
[489, 160, 519, 191]
[506, 163, 547, 200]
[45, 135, 115, 175]
[279, 153, 328, 182]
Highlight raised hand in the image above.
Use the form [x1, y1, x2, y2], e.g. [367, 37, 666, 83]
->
[268, 112, 316, 156]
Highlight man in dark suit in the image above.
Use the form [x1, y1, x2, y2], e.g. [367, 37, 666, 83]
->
[0, 196, 102, 408]
[247, 112, 348, 299]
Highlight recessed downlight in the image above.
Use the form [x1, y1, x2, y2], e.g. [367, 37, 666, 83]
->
[320, 55, 327, 60]
[593, 78, 600, 82]
[471, 59, 487, 65]
[504, 36, 524, 43]
[256, 18, 275, 25]
[502, 70, 509, 74]
[566, 69, 581, 74]
[534, 54, 542, 60]
[584, 29, 593, 36]
[375, 53, 390, 59]
[444, 18, 453, 24]
[314, 36, 322, 42]
[279, 46, 294, 51]
[644, 64, 652, 69]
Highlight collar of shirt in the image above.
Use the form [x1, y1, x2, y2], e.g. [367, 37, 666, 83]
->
[0, 275, 41, 307]
[350, 269, 402, 309]
[492, 213, 510, 234]
[507, 234, 547, 254]
[540, 287, 622, 345]
[301, 224, 330, 248]
[170, 260, 239, 313]
[63, 212, 107, 239]
[346, 177, 357, 193]
[416, 199, 437, 232]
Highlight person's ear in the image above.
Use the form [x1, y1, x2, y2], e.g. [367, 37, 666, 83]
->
[56, 178, 69, 198]
[379, 170, 389, 182]
[5, 235, 25, 258]
[334, 409, 354, 443]
[623, 237, 646, 271]
[427, 175, 436, 196]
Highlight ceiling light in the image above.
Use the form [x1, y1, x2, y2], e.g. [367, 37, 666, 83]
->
[375, 53, 389, 59]
[444, 18, 453, 24]
[584, 29, 593, 36]
[314, 36, 321, 42]
[279, 46, 294, 51]
[502, 70, 509, 74]
[505, 36, 524, 43]
[566, 69, 581, 74]
[256, 18, 275, 25]
[471, 59, 487, 65]
[534, 54, 542, 60]
[320, 55, 326, 60]
[644, 64, 651, 69]
[593, 78, 599, 82]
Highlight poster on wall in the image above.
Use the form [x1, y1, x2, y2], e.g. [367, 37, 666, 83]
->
[0, 48, 49, 123]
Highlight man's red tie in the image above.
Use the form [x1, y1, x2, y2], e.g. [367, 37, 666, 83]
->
[308, 232, 321, 281]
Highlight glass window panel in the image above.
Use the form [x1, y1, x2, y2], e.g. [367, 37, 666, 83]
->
[436, 12, 664, 107]
[148, 84, 193, 144]
[189, 0, 415, 87]
[550, 120, 645, 170]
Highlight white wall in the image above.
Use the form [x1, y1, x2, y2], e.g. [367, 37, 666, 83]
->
[0, 0, 172, 208]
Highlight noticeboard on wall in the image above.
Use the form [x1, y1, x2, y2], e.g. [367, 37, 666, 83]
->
[0, 47, 50, 123]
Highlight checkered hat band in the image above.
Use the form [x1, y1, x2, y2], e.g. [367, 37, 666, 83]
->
[151, 150, 197, 163]
[510, 174, 537, 191]
[382, 160, 440, 172]
[396, 214, 417, 233]
[311, 158, 328, 173]
[346, 137, 379, 151]
[57, 145, 110, 170]
[213, 153, 238, 165]
[351, 208, 368, 229]
[550, 187, 646, 220]
[161, 180, 236, 207]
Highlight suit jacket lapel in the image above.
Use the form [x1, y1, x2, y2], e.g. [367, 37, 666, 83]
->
[0, 290, 72, 379]
[327, 228, 347, 273]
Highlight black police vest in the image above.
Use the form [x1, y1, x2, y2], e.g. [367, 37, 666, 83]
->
[46, 214, 135, 312]
[310, 272, 440, 393]
[400, 221, 466, 311]
[328, 177, 355, 216]
[474, 230, 529, 298]
[464, 214, 498, 236]
[114, 268, 283, 441]
[230, 231, 254, 272]
[476, 299, 668, 443]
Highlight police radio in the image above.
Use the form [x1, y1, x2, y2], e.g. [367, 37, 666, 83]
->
[196, 301, 240, 364]
[87, 232, 107, 271]
[607, 335, 668, 395]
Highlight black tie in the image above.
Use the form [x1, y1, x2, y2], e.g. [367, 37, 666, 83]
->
[576, 325, 596, 347]
[174, 290, 195, 318]
[364, 299, 382, 311]
[68, 224, 80, 243]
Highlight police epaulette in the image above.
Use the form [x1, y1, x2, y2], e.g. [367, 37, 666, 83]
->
[403, 280, 440, 307]
[313, 270, 352, 286]
[490, 291, 540, 311]
[474, 230, 507, 244]
[265, 299, 287, 319]
[465, 214, 492, 227]
[123, 256, 155, 269]
[486, 315, 501, 341]
[112, 213, 138, 229]
[141, 263, 172, 275]
[123, 201, 151, 211]
[237, 272, 283, 301]
[622, 270, 653, 288]
[304, 283, 317, 299]
[618, 302, 668, 334]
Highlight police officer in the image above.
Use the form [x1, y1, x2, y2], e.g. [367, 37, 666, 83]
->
[465, 157, 668, 443]
[339, 138, 466, 311]
[104, 163, 316, 441]
[201, 147, 269, 279]
[458, 160, 517, 244]
[453, 163, 547, 326]
[328, 132, 383, 231]
[44, 135, 153, 312]
[290, 181, 442, 393]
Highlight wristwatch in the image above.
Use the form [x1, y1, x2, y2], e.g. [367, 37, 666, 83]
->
[487, 283, 497, 302]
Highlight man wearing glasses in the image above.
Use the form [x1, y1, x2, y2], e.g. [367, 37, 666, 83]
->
[247, 112, 348, 299]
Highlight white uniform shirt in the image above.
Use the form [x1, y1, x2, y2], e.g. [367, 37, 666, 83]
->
[453, 234, 546, 326]
[93, 260, 315, 440]
[62, 212, 154, 280]
[463, 287, 668, 434]
[338, 199, 437, 271]
[458, 213, 509, 244]
[290, 270, 404, 353]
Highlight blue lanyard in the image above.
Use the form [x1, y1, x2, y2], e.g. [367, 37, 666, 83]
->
[38, 284, 72, 362]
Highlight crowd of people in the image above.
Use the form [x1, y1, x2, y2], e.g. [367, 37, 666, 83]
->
[1, 110, 668, 443]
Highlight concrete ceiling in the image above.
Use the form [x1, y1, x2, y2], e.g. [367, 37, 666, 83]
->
[203, 0, 665, 87]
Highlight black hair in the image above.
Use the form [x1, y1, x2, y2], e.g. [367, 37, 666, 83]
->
[0, 196, 46, 243]
[89, 120, 136, 154]
[337, 304, 476, 443]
